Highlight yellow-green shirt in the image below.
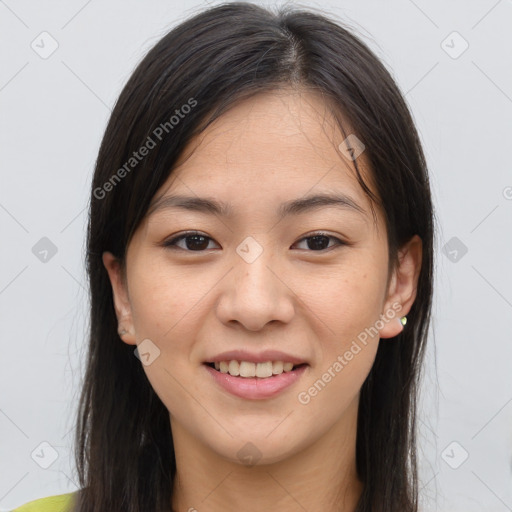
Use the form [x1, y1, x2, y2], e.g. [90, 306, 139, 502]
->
[11, 491, 76, 512]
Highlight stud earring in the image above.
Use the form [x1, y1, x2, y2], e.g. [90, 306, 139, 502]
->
[400, 316, 407, 326]
[118, 328, 127, 336]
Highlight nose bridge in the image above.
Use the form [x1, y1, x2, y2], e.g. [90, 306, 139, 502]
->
[216, 235, 295, 330]
[238, 251, 275, 293]
[234, 234, 280, 300]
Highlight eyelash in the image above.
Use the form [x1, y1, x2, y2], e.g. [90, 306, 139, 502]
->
[162, 231, 347, 252]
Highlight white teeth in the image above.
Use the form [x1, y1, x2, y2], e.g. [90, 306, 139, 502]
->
[228, 360, 240, 376]
[256, 361, 273, 378]
[210, 360, 302, 378]
[272, 361, 283, 374]
[239, 361, 255, 377]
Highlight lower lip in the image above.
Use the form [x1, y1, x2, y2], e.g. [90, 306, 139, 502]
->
[203, 364, 308, 400]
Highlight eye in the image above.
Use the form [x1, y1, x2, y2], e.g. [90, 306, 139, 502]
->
[292, 232, 346, 251]
[162, 231, 219, 251]
[162, 231, 346, 252]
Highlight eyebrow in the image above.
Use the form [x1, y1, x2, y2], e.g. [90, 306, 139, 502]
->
[147, 192, 367, 220]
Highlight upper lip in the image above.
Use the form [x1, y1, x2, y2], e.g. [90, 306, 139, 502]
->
[204, 349, 308, 365]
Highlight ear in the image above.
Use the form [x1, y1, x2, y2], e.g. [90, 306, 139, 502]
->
[379, 235, 422, 339]
[102, 251, 137, 346]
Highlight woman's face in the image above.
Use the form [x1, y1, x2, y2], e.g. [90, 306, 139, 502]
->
[104, 89, 420, 466]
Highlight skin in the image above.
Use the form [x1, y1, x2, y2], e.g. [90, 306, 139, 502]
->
[103, 88, 422, 512]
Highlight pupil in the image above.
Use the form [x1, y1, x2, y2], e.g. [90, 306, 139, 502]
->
[308, 235, 329, 250]
[186, 235, 209, 251]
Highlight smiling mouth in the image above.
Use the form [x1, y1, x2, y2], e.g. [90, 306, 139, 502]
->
[205, 361, 308, 378]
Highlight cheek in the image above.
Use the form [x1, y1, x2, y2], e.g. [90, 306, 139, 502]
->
[128, 260, 202, 338]
[296, 340, 378, 435]
[125, 265, 203, 413]
[302, 257, 387, 338]
[295, 269, 383, 419]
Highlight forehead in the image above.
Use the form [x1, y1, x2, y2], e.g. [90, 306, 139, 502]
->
[151, 89, 379, 223]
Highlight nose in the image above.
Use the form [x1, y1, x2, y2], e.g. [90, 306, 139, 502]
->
[215, 247, 295, 332]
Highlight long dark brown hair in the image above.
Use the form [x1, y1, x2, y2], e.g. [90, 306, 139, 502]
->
[74, 2, 435, 511]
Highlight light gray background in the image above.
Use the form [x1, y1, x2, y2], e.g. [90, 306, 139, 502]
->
[1, 0, 511, 510]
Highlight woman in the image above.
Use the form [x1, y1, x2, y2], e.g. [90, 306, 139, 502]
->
[14, 2, 434, 511]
